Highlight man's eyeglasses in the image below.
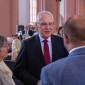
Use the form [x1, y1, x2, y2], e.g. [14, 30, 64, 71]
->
[38, 22, 54, 27]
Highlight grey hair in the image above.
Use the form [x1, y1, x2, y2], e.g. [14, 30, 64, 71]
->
[0, 35, 8, 51]
[7, 37, 13, 42]
[7, 37, 13, 41]
[36, 10, 54, 23]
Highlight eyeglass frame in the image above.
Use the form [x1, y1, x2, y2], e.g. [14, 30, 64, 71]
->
[37, 22, 54, 27]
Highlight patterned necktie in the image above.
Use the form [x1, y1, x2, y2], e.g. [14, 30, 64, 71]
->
[43, 40, 51, 65]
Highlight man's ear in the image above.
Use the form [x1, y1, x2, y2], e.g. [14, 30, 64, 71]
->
[35, 22, 38, 30]
[63, 34, 69, 45]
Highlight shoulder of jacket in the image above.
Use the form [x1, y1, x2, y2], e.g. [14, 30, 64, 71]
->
[51, 35, 63, 40]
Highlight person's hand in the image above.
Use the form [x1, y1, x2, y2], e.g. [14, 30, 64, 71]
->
[11, 50, 18, 61]
[37, 80, 40, 85]
[8, 52, 12, 56]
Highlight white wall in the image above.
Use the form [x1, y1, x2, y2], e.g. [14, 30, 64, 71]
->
[18, 0, 29, 26]
[60, 0, 64, 18]
[59, 0, 64, 26]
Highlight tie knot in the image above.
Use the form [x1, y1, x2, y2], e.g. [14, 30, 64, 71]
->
[43, 40, 48, 44]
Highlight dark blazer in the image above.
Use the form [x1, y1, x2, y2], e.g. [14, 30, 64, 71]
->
[22, 30, 25, 35]
[14, 34, 68, 85]
[22, 30, 35, 36]
[4, 55, 11, 60]
[39, 47, 85, 85]
[28, 30, 36, 36]
[22, 30, 28, 35]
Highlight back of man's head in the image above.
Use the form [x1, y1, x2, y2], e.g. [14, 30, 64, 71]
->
[63, 15, 85, 45]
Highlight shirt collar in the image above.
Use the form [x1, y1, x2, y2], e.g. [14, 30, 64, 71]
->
[69, 46, 85, 54]
[39, 34, 51, 42]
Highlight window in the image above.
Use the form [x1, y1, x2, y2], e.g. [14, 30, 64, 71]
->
[30, 0, 37, 24]
[59, 0, 64, 26]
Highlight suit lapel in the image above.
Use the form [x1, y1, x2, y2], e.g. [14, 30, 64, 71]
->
[51, 35, 56, 62]
[51, 35, 60, 62]
[35, 35, 46, 65]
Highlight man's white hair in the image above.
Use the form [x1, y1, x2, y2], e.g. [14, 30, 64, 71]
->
[36, 10, 54, 23]
[7, 37, 13, 42]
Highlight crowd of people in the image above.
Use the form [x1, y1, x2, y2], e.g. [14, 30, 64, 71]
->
[0, 10, 85, 85]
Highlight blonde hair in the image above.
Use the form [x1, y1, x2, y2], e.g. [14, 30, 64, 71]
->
[12, 39, 21, 53]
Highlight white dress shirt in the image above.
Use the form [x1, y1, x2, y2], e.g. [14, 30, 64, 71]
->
[39, 34, 52, 62]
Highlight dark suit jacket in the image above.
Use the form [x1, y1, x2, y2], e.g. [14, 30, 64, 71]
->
[22, 30, 28, 35]
[22, 30, 35, 36]
[4, 55, 11, 60]
[39, 47, 85, 85]
[28, 30, 36, 36]
[14, 34, 68, 85]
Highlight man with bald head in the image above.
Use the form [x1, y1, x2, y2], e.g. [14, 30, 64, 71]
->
[39, 15, 85, 85]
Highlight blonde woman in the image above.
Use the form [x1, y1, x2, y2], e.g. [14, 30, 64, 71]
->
[12, 39, 21, 61]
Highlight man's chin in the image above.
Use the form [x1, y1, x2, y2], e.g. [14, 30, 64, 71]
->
[44, 35, 51, 39]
